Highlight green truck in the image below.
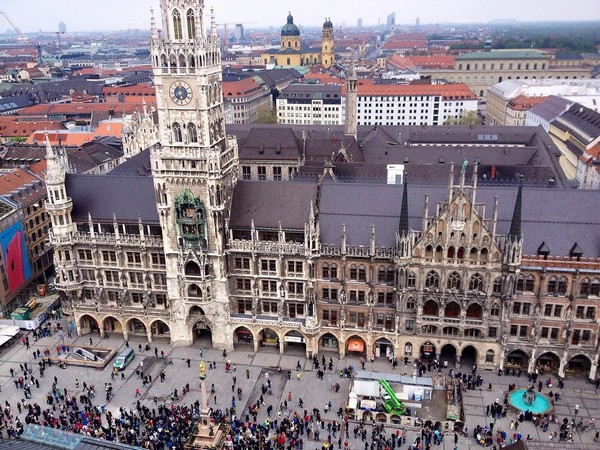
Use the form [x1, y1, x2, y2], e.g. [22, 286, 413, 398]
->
[379, 379, 407, 415]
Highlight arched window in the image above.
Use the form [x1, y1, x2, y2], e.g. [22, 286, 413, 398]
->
[322, 263, 330, 279]
[172, 122, 182, 142]
[407, 272, 416, 288]
[378, 266, 386, 283]
[580, 278, 590, 296]
[523, 275, 535, 292]
[444, 301, 460, 318]
[173, 10, 183, 40]
[188, 284, 202, 298]
[557, 277, 568, 296]
[330, 264, 338, 279]
[447, 271, 462, 290]
[458, 64, 463, 70]
[425, 271, 439, 289]
[423, 300, 439, 316]
[490, 303, 500, 317]
[547, 276, 557, 295]
[387, 266, 395, 284]
[188, 123, 198, 143]
[493, 277, 502, 295]
[358, 265, 366, 282]
[425, 245, 433, 258]
[469, 273, 484, 292]
[187, 9, 195, 39]
[349, 264, 357, 280]
[485, 350, 494, 363]
[466, 303, 483, 319]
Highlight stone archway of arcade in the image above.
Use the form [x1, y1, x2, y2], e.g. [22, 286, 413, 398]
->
[231, 326, 316, 358]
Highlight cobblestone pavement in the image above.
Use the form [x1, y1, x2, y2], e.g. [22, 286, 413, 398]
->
[0, 320, 598, 449]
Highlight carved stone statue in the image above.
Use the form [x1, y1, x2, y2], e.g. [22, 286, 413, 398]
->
[252, 296, 258, 318]
[278, 298, 284, 321]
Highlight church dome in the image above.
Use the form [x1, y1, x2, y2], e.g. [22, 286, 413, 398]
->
[281, 12, 300, 36]
[323, 18, 333, 29]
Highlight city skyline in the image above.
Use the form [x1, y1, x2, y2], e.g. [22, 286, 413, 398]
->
[2, 0, 600, 34]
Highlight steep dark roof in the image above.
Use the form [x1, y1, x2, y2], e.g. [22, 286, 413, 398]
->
[553, 104, 600, 145]
[318, 182, 600, 257]
[108, 148, 152, 176]
[66, 173, 159, 224]
[237, 127, 302, 161]
[229, 180, 317, 230]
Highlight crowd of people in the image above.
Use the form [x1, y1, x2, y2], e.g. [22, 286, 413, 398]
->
[2, 316, 599, 449]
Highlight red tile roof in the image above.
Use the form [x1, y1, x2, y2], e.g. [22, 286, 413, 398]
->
[507, 95, 548, 111]
[16, 101, 156, 118]
[222, 78, 265, 98]
[0, 119, 66, 138]
[356, 82, 477, 100]
[0, 167, 42, 197]
[102, 84, 155, 96]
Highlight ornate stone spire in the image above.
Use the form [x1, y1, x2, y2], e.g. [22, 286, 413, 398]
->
[398, 174, 409, 236]
[508, 184, 523, 240]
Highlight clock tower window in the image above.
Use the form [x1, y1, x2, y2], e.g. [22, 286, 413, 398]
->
[172, 123, 182, 142]
[187, 9, 195, 39]
[188, 123, 198, 143]
[173, 10, 183, 40]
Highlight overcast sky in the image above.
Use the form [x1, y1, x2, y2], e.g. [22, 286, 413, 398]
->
[3, 0, 599, 33]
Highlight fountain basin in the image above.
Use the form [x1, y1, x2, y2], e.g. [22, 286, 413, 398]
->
[508, 389, 552, 415]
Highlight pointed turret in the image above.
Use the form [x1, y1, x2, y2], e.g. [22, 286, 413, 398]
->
[503, 184, 523, 267]
[398, 175, 409, 236]
[210, 7, 217, 39]
[150, 8, 158, 38]
[508, 184, 523, 240]
[44, 132, 65, 185]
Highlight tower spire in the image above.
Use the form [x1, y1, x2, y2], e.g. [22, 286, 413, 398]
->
[344, 60, 358, 139]
[398, 174, 409, 236]
[44, 130, 55, 160]
[508, 184, 523, 240]
[210, 7, 217, 38]
[150, 8, 157, 36]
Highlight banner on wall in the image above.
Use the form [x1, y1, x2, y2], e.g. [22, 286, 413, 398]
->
[0, 222, 31, 294]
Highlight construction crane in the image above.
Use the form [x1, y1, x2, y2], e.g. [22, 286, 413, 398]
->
[0, 11, 27, 41]
[39, 30, 66, 52]
[1, 10, 38, 61]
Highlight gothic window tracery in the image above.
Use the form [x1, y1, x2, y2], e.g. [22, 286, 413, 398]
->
[186, 9, 196, 39]
[188, 123, 198, 143]
[492, 277, 502, 294]
[425, 270, 439, 289]
[469, 273, 485, 292]
[447, 271, 462, 290]
[173, 10, 183, 40]
[172, 122, 182, 142]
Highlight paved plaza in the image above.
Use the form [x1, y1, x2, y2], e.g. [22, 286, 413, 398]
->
[0, 318, 599, 449]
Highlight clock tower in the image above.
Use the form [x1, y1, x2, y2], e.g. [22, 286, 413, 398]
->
[150, 0, 239, 348]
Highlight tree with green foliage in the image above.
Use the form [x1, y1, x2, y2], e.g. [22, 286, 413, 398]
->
[255, 105, 278, 124]
[444, 110, 482, 126]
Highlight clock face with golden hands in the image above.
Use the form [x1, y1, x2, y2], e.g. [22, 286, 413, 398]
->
[170, 81, 193, 105]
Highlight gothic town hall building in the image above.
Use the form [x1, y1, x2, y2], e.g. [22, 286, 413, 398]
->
[47, 1, 600, 381]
